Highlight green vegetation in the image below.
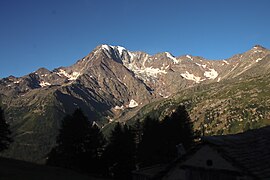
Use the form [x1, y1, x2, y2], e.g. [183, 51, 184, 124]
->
[0, 92, 63, 163]
[127, 73, 270, 136]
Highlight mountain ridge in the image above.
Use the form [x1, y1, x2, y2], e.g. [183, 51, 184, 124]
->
[0, 44, 269, 163]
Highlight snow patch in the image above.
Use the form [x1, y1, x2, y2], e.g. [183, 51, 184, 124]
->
[128, 99, 138, 108]
[181, 71, 202, 83]
[114, 105, 125, 110]
[256, 58, 263, 62]
[217, 77, 221, 82]
[39, 81, 51, 87]
[223, 60, 229, 65]
[115, 46, 125, 56]
[204, 69, 218, 79]
[159, 93, 170, 98]
[57, 69, 80, 80]
[14, 80, 21, 84]
[195, 63, 207, 68]
[121, 51, 167, 80]
[186, 55, 193, 61]
[128, 52, 135, 60]
[125, 63, 167, 79]
[101, 44, 111, 51]
[165, 52, 179, 64]
[101, 44, 127, 57]
[69, 72, 81, 80]
[135, 67, 167, 77]
[57, 69, 69, 77]
[230, 64, 238, 72]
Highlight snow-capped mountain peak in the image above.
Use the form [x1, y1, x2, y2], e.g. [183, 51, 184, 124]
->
[100, 44, 127, 56]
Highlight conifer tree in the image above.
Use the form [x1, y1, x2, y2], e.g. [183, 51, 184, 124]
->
[47, 109, 106, 173]
[137, 106, 194, 167]
[160, 105, 194, 161]
[84, 123, 106, 174]
[0, 107, 12, 152]
[104, 122, 136, 179]
[138, 116, 162, 167]
[132, 119, 143, 166]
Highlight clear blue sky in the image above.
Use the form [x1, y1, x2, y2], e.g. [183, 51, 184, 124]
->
[0, 0, 270, 77]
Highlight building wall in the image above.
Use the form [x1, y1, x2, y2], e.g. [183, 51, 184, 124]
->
[162, 145, 253, 180]
[182, 145, 239, 171]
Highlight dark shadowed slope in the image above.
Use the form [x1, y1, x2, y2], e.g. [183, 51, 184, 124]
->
[0, 157, 106, 180]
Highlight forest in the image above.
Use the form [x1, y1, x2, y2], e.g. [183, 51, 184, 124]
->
[0, 106, 195, 180]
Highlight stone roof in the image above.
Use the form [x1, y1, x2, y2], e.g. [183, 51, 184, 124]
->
[202, 126, 270, 179]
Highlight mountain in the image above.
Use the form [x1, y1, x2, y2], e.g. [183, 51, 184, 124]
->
[0, 44, 269, 163]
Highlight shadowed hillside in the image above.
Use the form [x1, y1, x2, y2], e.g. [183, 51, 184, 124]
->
[0, 157, 106, 180]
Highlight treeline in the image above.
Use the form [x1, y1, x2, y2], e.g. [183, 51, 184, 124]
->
[46, 105, 195, 179]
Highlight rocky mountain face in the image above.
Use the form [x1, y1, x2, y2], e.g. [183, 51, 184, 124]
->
[0, 44, 269, 163]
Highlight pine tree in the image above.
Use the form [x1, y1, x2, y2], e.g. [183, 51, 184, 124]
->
[0, 107, 12, 152]
[47, 109, 106, 173]
[84, 123, 106, 174]
[132, 119, 143, 167]
[104, 122, 136, 179]
[160, 105, 194, 161]
[138, 116, 162, 167]
[137, 106, 195, 167]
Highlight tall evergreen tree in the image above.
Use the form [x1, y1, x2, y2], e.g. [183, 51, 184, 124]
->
[0, 107, 12, 152]
[132, 119, 143, 167]
[47, 109, 106, 174]
[160, 105, 194, 161]
[138, 106, 195, 167]
[84, 123, 106, 174]
[104, 122, 136, 180]
[138, 116, 162, 167]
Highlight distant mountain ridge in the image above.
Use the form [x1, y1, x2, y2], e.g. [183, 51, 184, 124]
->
[0, 44, 269, 163]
